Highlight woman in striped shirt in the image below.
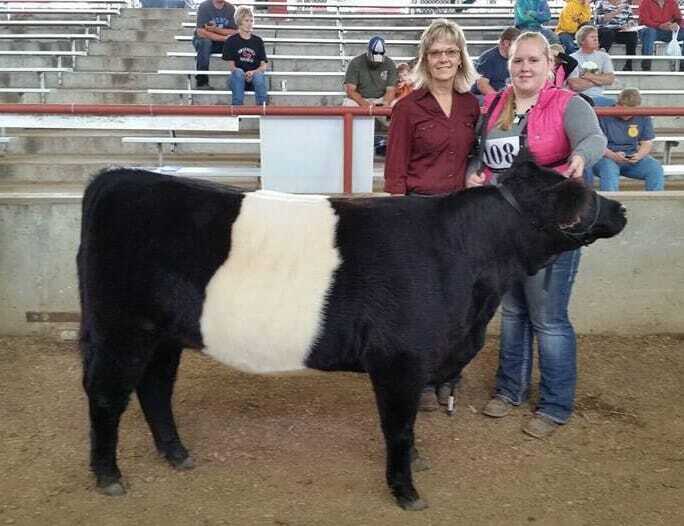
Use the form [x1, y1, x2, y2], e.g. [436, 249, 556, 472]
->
[595, 0, 637, 70]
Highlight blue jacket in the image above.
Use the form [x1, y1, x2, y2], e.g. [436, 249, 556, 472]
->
[515, 0, 551, 30]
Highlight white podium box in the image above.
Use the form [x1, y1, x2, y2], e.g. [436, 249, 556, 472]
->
[260, 116, 375, 194]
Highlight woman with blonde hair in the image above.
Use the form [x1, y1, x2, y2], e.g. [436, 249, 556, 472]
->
[384, 19, 480, 411]
[468, 31, 606, 439]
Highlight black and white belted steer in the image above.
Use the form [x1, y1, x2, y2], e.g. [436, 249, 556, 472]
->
[78, 157, 626, 510]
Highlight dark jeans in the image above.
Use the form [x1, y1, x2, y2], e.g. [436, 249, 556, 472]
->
[598, 27, 637, 69]
[192, 34, 224, 85]
[598, 27, 638, 54]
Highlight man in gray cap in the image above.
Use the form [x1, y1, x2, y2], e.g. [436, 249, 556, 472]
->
[343, 36, 398, 108]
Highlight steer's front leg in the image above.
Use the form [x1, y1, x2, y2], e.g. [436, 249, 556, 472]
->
[368, 353, 428, 511]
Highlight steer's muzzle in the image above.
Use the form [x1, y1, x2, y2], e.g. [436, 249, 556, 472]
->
[574, 192, 627, 243]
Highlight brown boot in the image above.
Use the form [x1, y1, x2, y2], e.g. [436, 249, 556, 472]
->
[482, 397, 513, 418]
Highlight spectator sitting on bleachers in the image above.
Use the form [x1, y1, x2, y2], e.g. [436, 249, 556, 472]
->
[556, 0, 593, 54]
[514, 0, 559, 44]
[343, 36, 397, 108]
[391, 62, 413, 107]
[193, 0, 237, 90]
[551, 42, 579, 87]
[567, 25, 616, 106]
[471, 27, 521, 103]
[590, 88, 665, 191]
[639, 0, 684, 71]
[222, 5, 268, 106]
[595, 0, 638, 71]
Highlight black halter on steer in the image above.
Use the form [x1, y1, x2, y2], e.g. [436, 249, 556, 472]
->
[497, 183, 601, 247]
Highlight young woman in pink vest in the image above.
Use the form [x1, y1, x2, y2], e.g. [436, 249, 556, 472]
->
[467, 32, 606, 439]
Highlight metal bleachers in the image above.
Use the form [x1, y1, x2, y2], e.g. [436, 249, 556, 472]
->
[2, 0, 684, 188]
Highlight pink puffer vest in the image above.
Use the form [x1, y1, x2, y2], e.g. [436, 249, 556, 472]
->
[481, 82, 575, 182]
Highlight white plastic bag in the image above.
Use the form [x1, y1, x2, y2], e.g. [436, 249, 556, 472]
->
[666, 29, 682, 57]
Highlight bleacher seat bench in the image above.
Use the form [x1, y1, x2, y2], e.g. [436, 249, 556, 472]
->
[653, 136, 684, 165]
[121, 136, 261, 166]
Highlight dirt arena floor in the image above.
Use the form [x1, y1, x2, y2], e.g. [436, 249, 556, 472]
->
[0, 335, 682, 526]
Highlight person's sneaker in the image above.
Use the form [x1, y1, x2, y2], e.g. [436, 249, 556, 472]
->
[482, 397, 513, 418]
[196, 83, 214, 91]
[522, 415, 559, 439]
[436, 382, 456, 406]
[641, 59, 652, 71]
[622, 61, 633, 72]
[418, 389, 439, 412]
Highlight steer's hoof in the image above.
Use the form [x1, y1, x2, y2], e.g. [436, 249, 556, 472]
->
[412, 455, 431, 472]
[171, 456, 195, 470]
[397, 496, 429, 511]
[160, 446, 194, 470]
[98, 480, 125, 497]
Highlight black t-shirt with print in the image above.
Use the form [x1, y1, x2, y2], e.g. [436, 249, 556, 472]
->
[222, 34, 268, 72]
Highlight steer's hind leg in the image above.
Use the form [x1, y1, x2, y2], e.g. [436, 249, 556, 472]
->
[136, 340, 193, 470]
[82, 336, 151, 496]
[367, 352, 428, 511]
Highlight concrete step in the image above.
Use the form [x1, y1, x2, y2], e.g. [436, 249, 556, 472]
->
[42, 88, 153, 104]
[1, 27, 100, 36]
[652, 121, 684, 134]
[87, 41, 172, 56]
[74, 55, 180, 71]
[120, 7, 187, 20]
[0, 41, 76, 52]
[4, 133, 261, 156]
[100, 28, 178, 43]
[110, 16, 181, 31]
[0, 154, 260, 182]
[0, 56, 74, 68]
[3, 13, 118, 22]
[153, 72, 344, 91]
[612, 73, 684, 90]
[58, 71, 181, 89]
[145, 91, 344, 106]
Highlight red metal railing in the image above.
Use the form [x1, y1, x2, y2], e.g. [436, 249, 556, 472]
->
[1, 103, 683, 192]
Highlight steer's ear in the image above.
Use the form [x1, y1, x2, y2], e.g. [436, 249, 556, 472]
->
[550, 179, 592, 227]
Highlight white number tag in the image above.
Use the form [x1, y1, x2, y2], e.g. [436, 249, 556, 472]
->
[483, 136, 520, 170]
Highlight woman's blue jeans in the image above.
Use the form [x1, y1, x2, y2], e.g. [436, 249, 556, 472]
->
[494, 249, 581, 424]
[229, 69, 268, 105]
[592, 156, 665, 191]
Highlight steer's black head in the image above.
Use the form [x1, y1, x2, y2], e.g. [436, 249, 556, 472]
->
[497, 155, 627, 256]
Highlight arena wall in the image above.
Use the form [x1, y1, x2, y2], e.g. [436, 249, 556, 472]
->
[0, 191, 682, 338]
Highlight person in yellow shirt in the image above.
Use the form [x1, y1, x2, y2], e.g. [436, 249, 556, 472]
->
[556, 0, 593, 53]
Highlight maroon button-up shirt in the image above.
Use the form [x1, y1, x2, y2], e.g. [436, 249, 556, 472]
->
[384, 87, 480, 195]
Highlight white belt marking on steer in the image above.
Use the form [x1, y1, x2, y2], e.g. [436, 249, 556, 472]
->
[200, 190, 341, 373]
